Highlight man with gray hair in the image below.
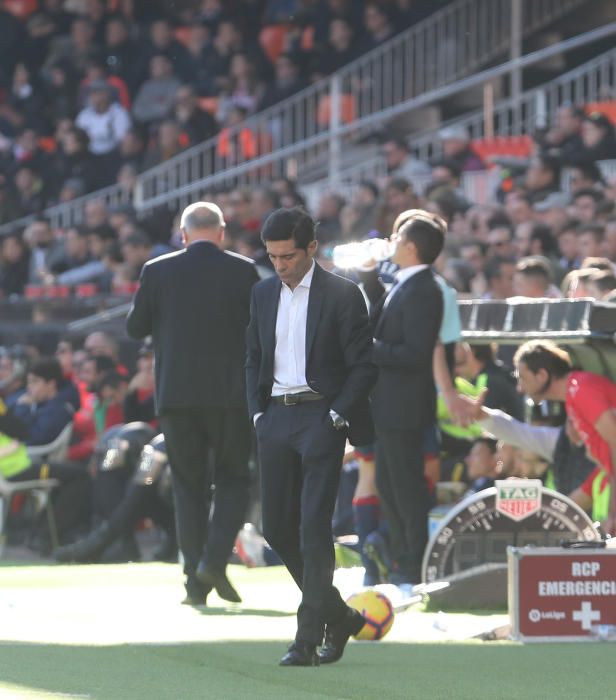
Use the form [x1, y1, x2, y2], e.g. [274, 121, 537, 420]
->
[127, 201, 259, 605]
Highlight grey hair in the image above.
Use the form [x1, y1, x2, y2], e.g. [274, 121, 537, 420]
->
[180, 202, 225, 232]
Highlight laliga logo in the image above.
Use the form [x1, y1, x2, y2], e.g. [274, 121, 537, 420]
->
[528, 609, 541, 623]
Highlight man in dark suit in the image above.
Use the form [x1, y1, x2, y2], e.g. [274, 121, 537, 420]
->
[362, 210, 445, 585]
[127, 202, 259, 605]
[246, 208, 376, 667]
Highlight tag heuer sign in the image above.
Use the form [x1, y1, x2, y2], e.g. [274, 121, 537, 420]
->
[495, 479, 542, 521]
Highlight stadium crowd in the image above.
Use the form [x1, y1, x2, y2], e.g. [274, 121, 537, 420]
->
[1, 0, 616, 582]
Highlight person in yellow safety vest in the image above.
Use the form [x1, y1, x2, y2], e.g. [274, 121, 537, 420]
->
[438, 373, 487, 441]
[571, 466, 611, 525]
[0, 433, 31, 479]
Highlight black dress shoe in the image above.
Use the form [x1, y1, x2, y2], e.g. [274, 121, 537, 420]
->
[182, 579, 211, 606]
[279, 642, 319, 667]
[318, 609, 365, 664]
[196, 565, 242, 603]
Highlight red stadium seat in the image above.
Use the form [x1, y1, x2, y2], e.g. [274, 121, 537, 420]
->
[471, 134, 534, 162]
[317, 94, 357, 126]
[584, 101, 616, 125]
[259, 25, 289, 64]
[4, 0, 37, 19]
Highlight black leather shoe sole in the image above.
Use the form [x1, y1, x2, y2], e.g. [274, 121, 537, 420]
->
[279, 649, 320, 666]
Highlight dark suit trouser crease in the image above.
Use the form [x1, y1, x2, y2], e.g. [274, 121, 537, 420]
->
[375, 427, 429, 582]
[257, 400, 348, 646]
[159, 407, 251, 587]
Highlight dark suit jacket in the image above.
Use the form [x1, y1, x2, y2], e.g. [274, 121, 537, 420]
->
[245, 263, 376, 445]
[363, 267, 443, 432]
[126, 240, 259, 413]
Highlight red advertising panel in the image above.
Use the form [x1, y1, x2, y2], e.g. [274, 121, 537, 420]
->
[509, 548, 616, 641]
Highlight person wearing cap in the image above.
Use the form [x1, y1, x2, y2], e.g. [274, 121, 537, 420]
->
[439, 125, 485, 172]
[75, 79, 131, 181]
[246, 207, 376, 666]
[127, 201, 259, 607]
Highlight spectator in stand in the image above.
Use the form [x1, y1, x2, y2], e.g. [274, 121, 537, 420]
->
[578, 223, 605, 261]
[381, 137, 431, 179]
[141, 120, 185, 170]
[568, 161, 604, 192]
[0, 174, 21, 225]
[217, 52, 265, 122]
[603, 219, 616, 261]
[120, 231, 170, 280]
[571, 188, 604, 223]
[78, 58, 131, 111]
[0, 0, 26, 85]
[459, 241, 488, 296]
[182, 24, 216, 96]
[142, 18, 193, 85]
[533, 192, 570, 234]
[529, 222, 560, 263]
[13, 164, 46, 217]
[44, 16, 100, 77]
[316, 18, 360, 74]
[259, 52, 306, 111]
[252, 186, 281, 228]
[83, 331, 127, 376]
[513, 256, 556, 299]
[43, 60, 77, 124]
[173, 85, 218, 146]
[103, 14, 143, 95]
[75, 80, 131, 184]
[557, 219, 582, 271]
[54, 127, 99, 194]
[541, 103, 586, 165]
[513, 220, 534, 258]
[132, 54, 182, 127]
[123, 342, 156, 425]
[93, 370, 127, 435]
[486, 218, 515, 258]
[439, 125, 485, 172]
[0, 233, 30, 297]
[362, 2, 395, 51]
[315, 191, 346, 243]
[524, 154, 561, 205]
[376, 177, 418, 235]
[8, 63, 46, 133]
[23, 217, 65, 285]
[579, 112, 616, 162]
[505, 192, 534, 226]
[118, 127, 146, 173]
[464, 437, 500, 495]
[483, 255, 516, 300]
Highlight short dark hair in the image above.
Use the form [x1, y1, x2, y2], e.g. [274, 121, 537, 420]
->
[474, 436, 498, 453]
[261, 207, 316, 250]
[571, 161, 603, 184]
[484, 255, 516, 283]
[579, 223, 605, 242]
[470, 343, 495, 366]
[396, 213, 445, 265]
[30, 357, 63, 387]
[514, 340, 572, 377]
[530, 223, 558, 256]
[573, 188, 604, 204]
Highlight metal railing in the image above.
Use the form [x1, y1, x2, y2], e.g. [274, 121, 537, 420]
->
[303, 43, 616, 206]
[0, 0, 586, 235]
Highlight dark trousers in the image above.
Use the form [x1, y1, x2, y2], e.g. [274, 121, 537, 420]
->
[159, 406, 251, 589]
[375, 428, 429, 583]
[257, 399, 348, 646]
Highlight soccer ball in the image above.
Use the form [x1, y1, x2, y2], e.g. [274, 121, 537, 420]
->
[346, 590, 394, 640]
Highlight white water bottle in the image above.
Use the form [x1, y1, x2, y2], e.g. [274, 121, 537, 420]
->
[332, 238, 395, 269]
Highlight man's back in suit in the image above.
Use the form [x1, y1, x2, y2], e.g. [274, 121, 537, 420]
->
[126, 202, 258, 605]
[127, 240, 258, 410]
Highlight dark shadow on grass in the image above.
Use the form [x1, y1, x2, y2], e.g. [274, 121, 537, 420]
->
[190, 605, 293, 617]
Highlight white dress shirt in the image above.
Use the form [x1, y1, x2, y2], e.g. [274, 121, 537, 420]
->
[384, 263, 429, 307]
[271, 261, 315, 396]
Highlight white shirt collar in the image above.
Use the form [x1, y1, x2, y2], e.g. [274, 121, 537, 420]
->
[395, 263, 429, 285]
[283, 260, 315, 292]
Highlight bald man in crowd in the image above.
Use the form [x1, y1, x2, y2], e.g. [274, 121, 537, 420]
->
[127, 202, 259, 605]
